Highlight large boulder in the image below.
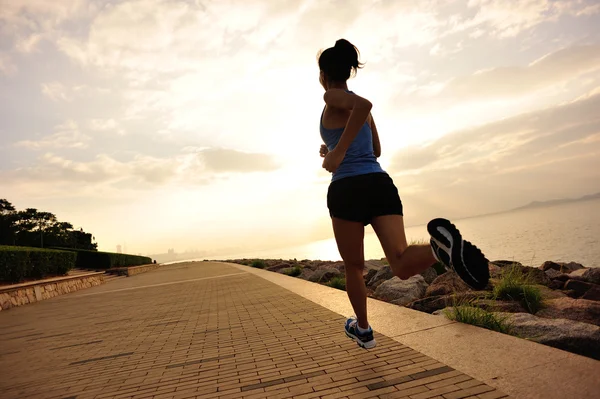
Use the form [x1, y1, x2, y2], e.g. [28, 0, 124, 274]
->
[582, 268, 600, 285]
[564, 280, 595, 298]
[308, 268, 341, 283]
[374, 275, 428, 306]
[545, 269, 563, 280]
[363, 260, 385, 282]
[540, 261, 585, 273]
[536, 298, 600, 326]
[419, 267, 439, 284]
[582, 285, 600, 301]
[368, 267, 394, 289]
[499, 312, 600, 360]
[425, 271, 471, 297]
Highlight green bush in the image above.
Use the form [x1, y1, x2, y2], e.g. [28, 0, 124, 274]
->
[283, 265, 302, 277]
[493, 266, 543, 313]
[250, 260, 266, 269]
[444, 305, 511, 334]
[327, 277, 346, 291]
[49, 248, 152, 269]
[51, 247, 152, 269]
[0, 246, 76, 284]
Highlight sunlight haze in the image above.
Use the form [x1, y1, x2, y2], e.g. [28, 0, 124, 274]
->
[1, 0, 600, 258]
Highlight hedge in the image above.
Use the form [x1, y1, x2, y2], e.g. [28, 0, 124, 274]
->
[0, 246, 76, 284]
[51, 247, 152, 270]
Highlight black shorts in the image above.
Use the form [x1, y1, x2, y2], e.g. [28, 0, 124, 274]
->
[327, 172, 403, 225]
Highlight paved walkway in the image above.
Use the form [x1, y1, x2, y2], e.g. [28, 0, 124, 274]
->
[0, 262, 507, 399]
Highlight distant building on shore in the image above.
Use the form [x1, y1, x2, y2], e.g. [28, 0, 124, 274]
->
[117, 245, 122, 254]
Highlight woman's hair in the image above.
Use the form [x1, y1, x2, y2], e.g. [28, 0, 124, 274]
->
[318, 39, 364, 82]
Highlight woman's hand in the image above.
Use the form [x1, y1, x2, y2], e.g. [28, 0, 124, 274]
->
[319, 144, 329, 158]
[322, 148, 345, 173]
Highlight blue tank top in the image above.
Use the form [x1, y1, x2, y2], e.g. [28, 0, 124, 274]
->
[320, 98, 385, 182]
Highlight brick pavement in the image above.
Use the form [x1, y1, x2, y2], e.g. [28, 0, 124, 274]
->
[0, 262, 508, 399]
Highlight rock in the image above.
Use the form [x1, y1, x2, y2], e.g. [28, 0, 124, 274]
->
[365, 259, 387, 268]
[499, 312, 600, 360]
[407, 292, 493, 314]
[564, 280, 594, 298]
[582, 268, 600, 285]
[562, 262, 586, 273]
[548, 280, 565, 290]
[308, 268, 341, 283]
[474, 299, 528, 313]
[540, 261, 585, 273]
[368, 267, 394, 289]
[517, 266, 551, 286]
[537, 298, 600, 326]
[537, 285, 567, 300]
[488, 263, 503, 278]
[419, 267, 439, 284]
[374, 275, 428, 306]
[492, 260, 523, 268]
[555, 273, 571, 282]
[568, 269, 588, 280]
[266, 262, 292, 272]
[363, 261, 384, 282]
[582, 285, 600, 301]
[328, 261, 346, 272]
[407, 295, 453, 313]
[545, 269, 563, 280]
[425, 271, 471, 297]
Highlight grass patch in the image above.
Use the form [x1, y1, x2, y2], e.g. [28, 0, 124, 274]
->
[250, 259, 266, 269]
[283, 265, 302, 277]
[444, 305, 511, 334]
[493, 266, 543, 313]
[326, 277, 346, 291]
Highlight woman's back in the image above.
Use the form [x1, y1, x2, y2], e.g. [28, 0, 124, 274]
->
[320, 97, 383, 182]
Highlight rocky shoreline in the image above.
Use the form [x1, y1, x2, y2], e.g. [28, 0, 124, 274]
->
[224, 258, 600, 360]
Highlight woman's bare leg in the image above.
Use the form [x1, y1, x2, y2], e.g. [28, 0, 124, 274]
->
[371, 215, 436, 279]
[332, 217, 369, 329]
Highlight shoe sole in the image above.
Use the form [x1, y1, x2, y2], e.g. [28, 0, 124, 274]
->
[427, 218, 490, 290]
[345, 330, 377, 349]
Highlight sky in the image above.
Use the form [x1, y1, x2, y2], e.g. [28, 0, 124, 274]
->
[1, 0, 599, 257]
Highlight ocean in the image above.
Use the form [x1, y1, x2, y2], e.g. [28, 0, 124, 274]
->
[211, 199, 600, 268]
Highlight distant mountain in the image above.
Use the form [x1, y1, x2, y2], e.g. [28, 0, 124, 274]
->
[511, 192, 600, 212]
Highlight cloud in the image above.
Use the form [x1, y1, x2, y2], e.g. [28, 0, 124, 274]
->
[0, 52, 17, 76]
[41, 82, 73, 102]
[397, 44, 600, 115]
[452, 0, 600, 38]
[388, 89, 600, 217]
[89, 118, 125, 135]
[200, 148, 280, 173]
[0, 0, 92, 52]
[444, 45, 600, 100]
[4, 146, 280, 188]
[14, 120, 90, 149]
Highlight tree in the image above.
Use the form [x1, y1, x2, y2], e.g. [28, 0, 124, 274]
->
[14, 208, 57, 248]
[0, 199, 17, 245]
[1, 200, 99, 250]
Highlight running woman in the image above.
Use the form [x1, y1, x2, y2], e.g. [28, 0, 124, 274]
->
[318, 39, 490, 349]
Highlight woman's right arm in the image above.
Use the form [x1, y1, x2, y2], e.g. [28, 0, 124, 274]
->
[368, 114, 381, 158]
